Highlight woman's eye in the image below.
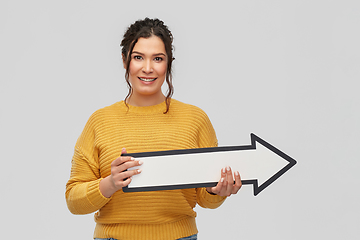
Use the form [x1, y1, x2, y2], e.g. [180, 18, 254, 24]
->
[133, 55, 142, 60]
[154, 57, 163, 62]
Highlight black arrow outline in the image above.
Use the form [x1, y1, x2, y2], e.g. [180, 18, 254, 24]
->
[123, 133, 297, 196]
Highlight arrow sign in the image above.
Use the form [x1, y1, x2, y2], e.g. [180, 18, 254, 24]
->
[123, 133, 297, 196]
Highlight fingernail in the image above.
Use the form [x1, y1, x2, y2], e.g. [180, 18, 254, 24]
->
[227, 166, 231, 171]
[222, 168, 226, 174]
[138, 160, 143, 165]
[221, 178, 224, 183]
[131, 157, 135, 160]
[137, 169, 142, 173]
[235, 171, 239, 176]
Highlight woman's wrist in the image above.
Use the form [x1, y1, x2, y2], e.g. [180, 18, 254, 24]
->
[206, 188, 217, 195]
[99, 176, 117, 198]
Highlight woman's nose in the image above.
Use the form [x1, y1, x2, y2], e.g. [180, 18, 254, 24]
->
[142, 60, 153, 73]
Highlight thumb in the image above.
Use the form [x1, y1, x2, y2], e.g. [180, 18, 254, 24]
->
[121, 147, 127, 155]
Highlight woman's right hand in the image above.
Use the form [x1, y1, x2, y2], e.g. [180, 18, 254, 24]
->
[99, 148, 143, 198]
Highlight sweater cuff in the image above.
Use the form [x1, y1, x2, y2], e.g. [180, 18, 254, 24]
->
[197, 188, 226, 209]
[87, 179, 111, 209]
[202, 188, 227, 203]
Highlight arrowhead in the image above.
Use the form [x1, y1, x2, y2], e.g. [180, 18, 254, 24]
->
[249, 133, 297, 195]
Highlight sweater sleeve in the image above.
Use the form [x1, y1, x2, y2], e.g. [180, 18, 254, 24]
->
[196, 188, 226, 209]
[195, 109, 227, 208]
[65, 112, 111, 215]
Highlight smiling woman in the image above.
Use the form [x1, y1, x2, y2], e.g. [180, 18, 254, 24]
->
[121, 18, 175, 113]
[65, 17, 242, 240]
[125, 36, 168, 107]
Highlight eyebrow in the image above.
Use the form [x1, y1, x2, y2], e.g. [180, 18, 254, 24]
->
[132, 51, 166, 57]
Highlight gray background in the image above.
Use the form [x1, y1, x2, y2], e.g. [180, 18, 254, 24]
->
[1, 0, 359, 239]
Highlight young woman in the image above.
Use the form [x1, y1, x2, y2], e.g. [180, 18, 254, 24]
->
[66, 18, 242, 240]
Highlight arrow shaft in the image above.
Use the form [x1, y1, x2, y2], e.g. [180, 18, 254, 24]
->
[128, 149, 258, 189]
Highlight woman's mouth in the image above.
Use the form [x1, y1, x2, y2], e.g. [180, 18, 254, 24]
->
[138, 77, 157, 82]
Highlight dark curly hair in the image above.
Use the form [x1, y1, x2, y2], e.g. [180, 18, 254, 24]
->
[120, 18, 175, 113]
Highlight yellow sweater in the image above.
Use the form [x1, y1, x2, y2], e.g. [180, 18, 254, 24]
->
[66, 99, 226, 240]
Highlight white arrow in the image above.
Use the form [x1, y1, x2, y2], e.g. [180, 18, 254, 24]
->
[123, 133, 297, 196]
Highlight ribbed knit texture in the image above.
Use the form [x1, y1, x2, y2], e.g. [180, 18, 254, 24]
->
[66, 99, 226, 240]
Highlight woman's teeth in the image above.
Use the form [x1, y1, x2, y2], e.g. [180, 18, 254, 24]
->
[139, 77, 156, 82]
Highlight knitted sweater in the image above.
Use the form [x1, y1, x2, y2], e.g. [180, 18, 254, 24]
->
[66, 99, 226, 240]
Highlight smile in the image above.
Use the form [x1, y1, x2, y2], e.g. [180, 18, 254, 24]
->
[139, 77, 157, 82]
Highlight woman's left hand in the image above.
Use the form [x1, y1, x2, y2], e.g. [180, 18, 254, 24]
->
[206, 166, 242, 197]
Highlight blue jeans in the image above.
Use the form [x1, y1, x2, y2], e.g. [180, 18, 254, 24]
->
[95, 234, 197, 240]
[178, 234, 197, 240]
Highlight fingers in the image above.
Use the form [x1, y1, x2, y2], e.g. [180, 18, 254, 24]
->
[111, 167, 142, 189]
[226, 166, 235, 196]
[111, 173, 132, 189]
[210, 167, 242, 197]
[225, 167, 242, 195]
[110, 148, 143, 190]
[112, 147, 142, 172]
[111, 156, 140, 170]
[111, 157, 143, 176]
[112, 148, 129, 165]
[121, 147, 127, 154]
[206, 167, 227, 195]
[232, 170, 242, 194]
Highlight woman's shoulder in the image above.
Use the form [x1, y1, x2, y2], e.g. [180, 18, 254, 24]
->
[170, 99, 208, 117]
[88, 101, 125, 120]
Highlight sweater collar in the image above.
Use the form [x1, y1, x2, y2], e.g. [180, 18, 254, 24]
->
[118, 100, 168, 114]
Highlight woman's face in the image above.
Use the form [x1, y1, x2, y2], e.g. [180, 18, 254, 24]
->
[126, 36, 167, 103]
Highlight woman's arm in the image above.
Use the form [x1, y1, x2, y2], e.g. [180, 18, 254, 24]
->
[65, 147, 110, 215]
[65, 112, 112, 215]
[66, 122, 142, 214]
